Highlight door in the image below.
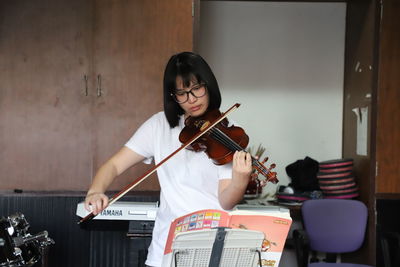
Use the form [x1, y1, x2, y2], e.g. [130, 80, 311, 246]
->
[0, 0, 93, 190]
[91, 0, 193, 191]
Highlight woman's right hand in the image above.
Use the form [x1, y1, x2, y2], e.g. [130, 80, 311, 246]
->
[84, 192, 109, 215]
[83, 147, 145, 215]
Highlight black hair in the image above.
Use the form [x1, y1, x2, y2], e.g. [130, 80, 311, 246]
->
[163, 52, 221, 127]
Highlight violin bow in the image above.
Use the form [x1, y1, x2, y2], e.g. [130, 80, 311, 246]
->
[78, 103, 241, 224]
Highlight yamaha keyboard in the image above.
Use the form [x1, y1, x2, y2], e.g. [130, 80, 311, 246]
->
[76, 201, 159, 221]
[75, 201, 158, 265]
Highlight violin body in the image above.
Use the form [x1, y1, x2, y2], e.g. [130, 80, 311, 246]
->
[179, 109, 249, 165]
[179, 109, 278, 183]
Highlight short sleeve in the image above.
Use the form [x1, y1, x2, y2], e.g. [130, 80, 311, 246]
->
[125, 114, 159, 164]
[217, 162, 233, 180]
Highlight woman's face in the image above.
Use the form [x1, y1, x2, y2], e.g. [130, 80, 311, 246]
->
[175, 76, 209, 118]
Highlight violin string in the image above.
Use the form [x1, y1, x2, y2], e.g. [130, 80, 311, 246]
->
[209, 128, 241, 150]
[209, 128, 269, 175]
[211, 128, 269, 175]
[208, 128, 242, 151]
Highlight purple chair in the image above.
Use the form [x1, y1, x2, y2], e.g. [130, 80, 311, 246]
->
[293, 199, 373, 267]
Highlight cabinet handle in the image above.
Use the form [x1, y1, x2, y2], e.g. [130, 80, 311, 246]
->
[84, 75, 89, 96]
[97, 74, 102, 97]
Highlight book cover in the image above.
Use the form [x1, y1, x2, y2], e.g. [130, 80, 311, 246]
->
[163, 207, 292, 267]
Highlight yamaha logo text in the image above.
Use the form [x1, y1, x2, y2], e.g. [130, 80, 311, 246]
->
[101, 209, 123, 216]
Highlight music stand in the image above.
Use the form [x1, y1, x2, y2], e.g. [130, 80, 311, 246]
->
[168, 227, 264, 267]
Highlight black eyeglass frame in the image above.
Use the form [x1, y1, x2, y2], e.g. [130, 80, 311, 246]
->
[170, 83, 207, 104]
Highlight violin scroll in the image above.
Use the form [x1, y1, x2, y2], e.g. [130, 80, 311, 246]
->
[252, 156, 278, 184]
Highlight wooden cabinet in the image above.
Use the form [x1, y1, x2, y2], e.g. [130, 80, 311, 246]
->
[0, 0, 193, 191]
[0, 0, 93, 191]
[373, 1, 400, 266]
[343, 0, 400, 265]
[91, 0, 193, 191]
[374, 0, 400, 195]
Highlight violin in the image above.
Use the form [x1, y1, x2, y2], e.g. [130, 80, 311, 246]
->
[78, 103, 276, 224]
[179, 109, 278, 184]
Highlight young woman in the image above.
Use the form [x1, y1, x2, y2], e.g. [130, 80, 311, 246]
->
[84, 52, 252, 267]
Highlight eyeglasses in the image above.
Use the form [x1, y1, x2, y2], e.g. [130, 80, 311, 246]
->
[171, 83, 207, 104]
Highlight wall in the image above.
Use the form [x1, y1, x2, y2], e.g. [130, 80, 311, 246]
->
[198, 1, 347, 195]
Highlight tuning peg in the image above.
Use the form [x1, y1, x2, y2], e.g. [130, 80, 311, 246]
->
[261, 157, 269, 164]
[268, 172, 278, 184]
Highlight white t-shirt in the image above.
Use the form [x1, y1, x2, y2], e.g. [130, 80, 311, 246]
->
[125, 112, 232, 267]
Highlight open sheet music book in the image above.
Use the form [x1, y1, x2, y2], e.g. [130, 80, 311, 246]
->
[162, 206, 292, 267]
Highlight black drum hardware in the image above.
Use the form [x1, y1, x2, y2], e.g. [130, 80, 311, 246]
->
[0, 213, 54, 267]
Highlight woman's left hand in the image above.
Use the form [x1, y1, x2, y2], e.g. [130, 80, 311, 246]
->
[231, 150, 253, 188]
[218, 150, 253, 210]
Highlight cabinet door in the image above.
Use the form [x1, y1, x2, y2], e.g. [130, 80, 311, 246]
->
[91, 0, 193, 191]
[376, 0, 400, 194]
[0, 0, 93, 190]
